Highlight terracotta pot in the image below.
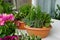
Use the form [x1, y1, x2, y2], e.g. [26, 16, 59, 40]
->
[15, 20, 26, 30]
[25, 25, 52, 38]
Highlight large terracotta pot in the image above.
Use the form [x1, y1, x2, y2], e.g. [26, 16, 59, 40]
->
[15, 20, 26, 30]
[25, 25, 52, 38]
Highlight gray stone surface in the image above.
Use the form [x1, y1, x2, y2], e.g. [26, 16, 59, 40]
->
[42, 19, 60, 40]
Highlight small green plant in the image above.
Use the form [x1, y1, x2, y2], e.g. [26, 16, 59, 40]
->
[24, 6, 51, 28]
[19, 4, 31, 14]
[54, 4, 60, 20]
[0, 0, 13, 14]
[19, 34, 41, 40]
[15, 4, 31, 20]
[2, 2, 13, 13]
[0, 21, 16, 38]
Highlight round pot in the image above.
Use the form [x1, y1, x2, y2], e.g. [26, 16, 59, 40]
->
[25, 25, 52, 38]
[15, 20, 26, 30]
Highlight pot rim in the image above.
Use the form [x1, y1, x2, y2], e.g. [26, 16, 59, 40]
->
[25, 25, 52, 31]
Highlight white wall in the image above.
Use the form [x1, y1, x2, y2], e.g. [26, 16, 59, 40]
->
[38, 0, 53, 13]
[32, 0, 56, 13]
[32, 0, 38, 6]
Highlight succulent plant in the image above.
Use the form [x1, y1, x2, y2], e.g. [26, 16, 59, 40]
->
[19, 4, 31, 14]
[15, 4, 31, 21]
[24, 6, 51, 28]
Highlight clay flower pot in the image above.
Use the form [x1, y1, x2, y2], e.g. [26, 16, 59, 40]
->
[15, 20, 26, 30]
[25, 25, 52, 38]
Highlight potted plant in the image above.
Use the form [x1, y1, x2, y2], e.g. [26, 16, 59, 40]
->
[24, 6, 52, 38]
[0, 13, 17, 38]
[14, 4, 31, 30]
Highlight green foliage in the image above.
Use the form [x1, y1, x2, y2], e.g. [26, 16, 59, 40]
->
[2, 2, 13, 13]
[0, 21, 16, 38]
[24, 6, 51, 28]
[0, 0, 3, 4]
[54, 4, 60, 20]
[15, 4, 31, 20]
[0, 5, 3, 13]
[0, 0, 13, 14]
[19, 4, 31, 14]
[19, 34, 41, 40]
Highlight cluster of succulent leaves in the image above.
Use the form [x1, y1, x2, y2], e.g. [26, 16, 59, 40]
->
[15, 4, 31, 20]
[19, 34, 41, 40]
[0, 0, 13, 14]
[0, 21, 17, 38]
[54, 4, 60, 20]
[24, 6, 51, 28]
